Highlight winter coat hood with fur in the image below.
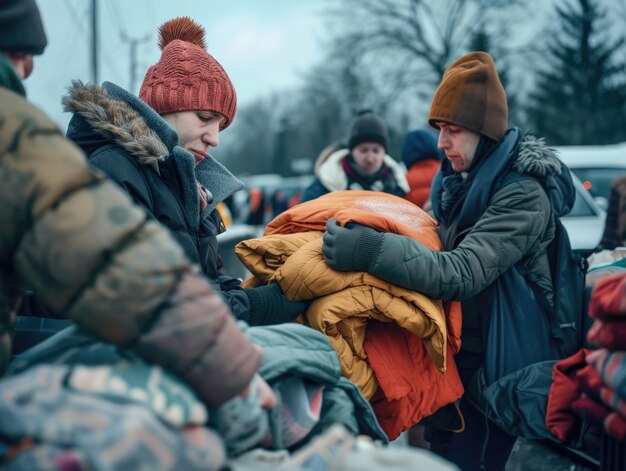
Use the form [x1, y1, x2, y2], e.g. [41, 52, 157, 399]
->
[63, 81, 243, 219]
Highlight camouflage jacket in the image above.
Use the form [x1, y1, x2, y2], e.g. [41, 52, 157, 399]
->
[0, 83, 260, 405]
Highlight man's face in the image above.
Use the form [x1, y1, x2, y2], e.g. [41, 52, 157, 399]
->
[437, 122, 480, 173]
[351, 142, 385, 176]
[162, 110, 225, 165]
[5, 52, 34, 79]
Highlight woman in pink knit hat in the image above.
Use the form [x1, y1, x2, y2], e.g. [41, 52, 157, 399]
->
[63, 17, 306, 327]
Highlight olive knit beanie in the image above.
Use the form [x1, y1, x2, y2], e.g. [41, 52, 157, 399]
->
[428, 51, 507, 141]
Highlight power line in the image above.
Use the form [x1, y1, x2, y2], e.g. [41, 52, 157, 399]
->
[59, 19, 83, 73]
[90, 0, 98, 84]
[58, 0, 88, 81]
[62, 0, 88, 35]
[106, 0, 151, 93]
[129, 37, 152, 93]
[109, 0, 127, 38]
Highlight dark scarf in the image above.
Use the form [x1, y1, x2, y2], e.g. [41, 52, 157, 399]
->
[439, 135, 499, 221]
[0, 54, 25, 96]
[342, 153, 390, 187]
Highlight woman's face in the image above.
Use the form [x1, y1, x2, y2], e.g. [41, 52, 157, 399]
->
[162, 110, 225, 165]
[437, 122, 480, 173]
[351, 142, 385, 175]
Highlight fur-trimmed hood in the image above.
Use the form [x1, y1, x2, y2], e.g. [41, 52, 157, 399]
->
[63, 81, 243, 221]
[512, 134, 562, 179]
[512, 133, 575, 218]
[63, 81, 174, 166]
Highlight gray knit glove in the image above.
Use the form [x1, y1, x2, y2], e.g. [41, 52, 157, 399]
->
[210, 375, 269, 456]
[322, 219, 384, 272]
[246, 284, 308, 326]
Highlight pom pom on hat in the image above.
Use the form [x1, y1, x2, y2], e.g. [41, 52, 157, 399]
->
[158, 16, 206, 50]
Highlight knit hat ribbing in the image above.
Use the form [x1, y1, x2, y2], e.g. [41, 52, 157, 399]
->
[348, 111, 388, 151]
[428, 51, 507, 142]
[0, 0, 47, 55]
[139, 17, 236, 129]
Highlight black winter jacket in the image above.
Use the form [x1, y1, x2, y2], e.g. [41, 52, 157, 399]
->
[63, 81, 253, 320]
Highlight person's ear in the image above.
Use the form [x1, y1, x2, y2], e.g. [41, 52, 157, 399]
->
[4, 52, 34, 79]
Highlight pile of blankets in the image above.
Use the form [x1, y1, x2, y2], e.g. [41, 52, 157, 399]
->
[0, 322, 388, 470]
[547, 272, 626, 443]
[236, 191, 463, 440]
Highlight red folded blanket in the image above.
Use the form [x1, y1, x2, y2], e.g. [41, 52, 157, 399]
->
[587, 319, 626, 349]
[589, 272, 626, 319]
[571, 394, 626, 442]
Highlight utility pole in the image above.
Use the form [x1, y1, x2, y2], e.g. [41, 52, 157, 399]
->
[91, 0, 98, 84]
[122, 33, 151, 93]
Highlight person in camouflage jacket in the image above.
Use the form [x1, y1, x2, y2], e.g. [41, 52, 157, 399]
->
[0, 0, 266, 412]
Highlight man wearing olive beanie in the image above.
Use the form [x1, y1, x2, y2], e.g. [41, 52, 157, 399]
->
[321, 51, 576, 470]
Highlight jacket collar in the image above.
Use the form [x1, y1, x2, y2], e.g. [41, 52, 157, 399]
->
[431, 128, 574, 232]
[63, 80, 171, 166]
[317, 148, 410, 193]
[0, 54, 25, 97]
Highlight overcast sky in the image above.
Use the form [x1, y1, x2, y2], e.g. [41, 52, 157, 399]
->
[27, 0, 327, 129]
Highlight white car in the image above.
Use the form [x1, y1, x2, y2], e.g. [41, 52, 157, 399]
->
[561, 173, 606, 256]
[555, 142, 626, 211]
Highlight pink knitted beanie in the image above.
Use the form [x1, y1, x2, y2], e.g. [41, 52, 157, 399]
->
[139, 17, 237, 129]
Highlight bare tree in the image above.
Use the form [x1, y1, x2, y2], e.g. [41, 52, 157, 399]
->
[290, 40, 420, 163]
[325, 0, 529, 87]
[299, 37, 416, 117]
[218, 93, 289, 175]
[222, 0, 545, 177]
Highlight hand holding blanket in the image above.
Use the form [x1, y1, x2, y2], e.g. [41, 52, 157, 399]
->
[322, 219, 383, 273]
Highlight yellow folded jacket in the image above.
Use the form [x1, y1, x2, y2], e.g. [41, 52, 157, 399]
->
[236, 232, 448, 400]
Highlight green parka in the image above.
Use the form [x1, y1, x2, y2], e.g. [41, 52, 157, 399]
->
[366, 129, 574, 359]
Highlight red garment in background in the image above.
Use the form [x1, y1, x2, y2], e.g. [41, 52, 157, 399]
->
[586, 318, 626, 350]
[365, 302, 464, 440]
[546, 349, 592, 443]
[265, 191, 463, 439]
[571, 395, 626, 442]
[404, 159, 441, 208]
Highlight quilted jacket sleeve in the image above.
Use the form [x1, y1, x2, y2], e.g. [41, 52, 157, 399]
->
[368, 179, 552, 301]
[0, 89, 260, 405]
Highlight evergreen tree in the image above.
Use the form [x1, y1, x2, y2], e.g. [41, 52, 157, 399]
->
[527, 0, 626, 145]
